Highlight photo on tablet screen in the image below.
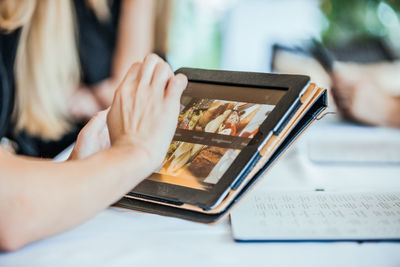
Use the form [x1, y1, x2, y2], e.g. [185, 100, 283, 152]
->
[147, 83, 285, 190]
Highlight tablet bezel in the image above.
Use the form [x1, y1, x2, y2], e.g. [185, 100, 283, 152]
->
[129, 68, 310, 209]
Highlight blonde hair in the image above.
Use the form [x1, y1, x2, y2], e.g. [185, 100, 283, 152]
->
[0, 0, 169, 140]
[0, 0, 108, 140]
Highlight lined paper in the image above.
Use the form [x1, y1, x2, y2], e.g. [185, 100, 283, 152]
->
[231, 191, 400, 241]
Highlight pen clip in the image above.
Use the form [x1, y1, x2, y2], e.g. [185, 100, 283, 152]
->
[315, 111, 337, 121]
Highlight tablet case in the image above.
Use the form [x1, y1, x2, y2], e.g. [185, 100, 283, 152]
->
[114, 73, 327, 223]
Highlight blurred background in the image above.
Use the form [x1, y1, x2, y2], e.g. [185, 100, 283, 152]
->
[3, 0, 399, 158]
[162, 0, 400, 165]
[164, 0, 400, 72]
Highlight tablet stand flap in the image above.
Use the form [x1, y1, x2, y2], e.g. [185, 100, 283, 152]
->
[114, 90, 328, 223]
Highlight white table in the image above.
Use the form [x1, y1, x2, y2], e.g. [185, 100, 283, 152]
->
[1, 118, 400, 267]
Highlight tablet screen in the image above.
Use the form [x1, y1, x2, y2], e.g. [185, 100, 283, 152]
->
[147, 82, 285, 190]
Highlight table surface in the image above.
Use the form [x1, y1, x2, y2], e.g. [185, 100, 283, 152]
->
[1, 118, 400, 267]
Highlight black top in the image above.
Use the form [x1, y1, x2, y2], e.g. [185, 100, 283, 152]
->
[0, 0, 121, 157]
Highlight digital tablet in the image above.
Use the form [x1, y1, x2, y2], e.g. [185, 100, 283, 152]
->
[126, 68, 311, 210]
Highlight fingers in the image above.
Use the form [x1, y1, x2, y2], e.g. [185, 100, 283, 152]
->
[118, 55, 183, 102]
[151, 61, 174, 97]
[122, 62, 142, 85]
[126, 54, 185, 105]
[139, 54, 164, 85]
[165, 74, 188, 102]
[107, 55, 185, 142]
[113, 62, 142, 108]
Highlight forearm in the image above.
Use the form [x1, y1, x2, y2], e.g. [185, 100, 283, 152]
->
[0, 145, 151, 250]
[0, 53, 187, 251]
[93, 0, 155, 108]
[112, 0, 155, 82]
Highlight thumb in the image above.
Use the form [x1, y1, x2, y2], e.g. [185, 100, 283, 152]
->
[70, 109, 110, 160]
[87, 108, 109, 130]
[79, 108, 109, 140]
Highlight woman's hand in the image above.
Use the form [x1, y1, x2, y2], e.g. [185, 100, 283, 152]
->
[69, 109, 111, 160]
[107, 54, 187, 170]
[0, 55, 186, 252]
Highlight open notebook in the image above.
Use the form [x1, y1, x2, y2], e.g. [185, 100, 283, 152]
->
[231, 191, 400, 241]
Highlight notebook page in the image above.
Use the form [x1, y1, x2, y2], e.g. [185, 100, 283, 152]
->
[231, 191, 400, 241]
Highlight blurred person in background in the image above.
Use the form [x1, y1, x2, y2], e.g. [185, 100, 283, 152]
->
[332, 61, 400, 128]
[271, 0, 400, 128]
[0, 0, 171, 157]
[322, 0, 400, 128]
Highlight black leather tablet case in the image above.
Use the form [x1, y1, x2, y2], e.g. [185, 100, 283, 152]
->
[115, 89, 327, 223]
